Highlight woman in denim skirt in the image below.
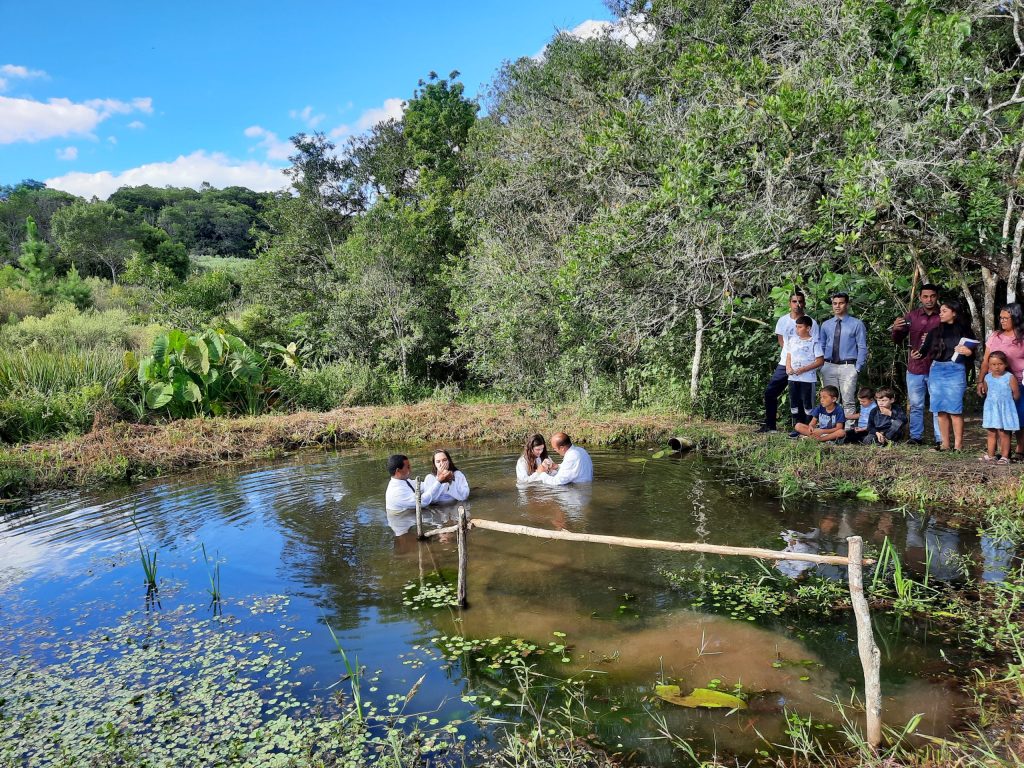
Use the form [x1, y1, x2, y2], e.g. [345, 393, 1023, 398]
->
[914, 300, 976, 451]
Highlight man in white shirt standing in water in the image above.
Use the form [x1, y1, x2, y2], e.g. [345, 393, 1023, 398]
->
[385, 454, 440, 510]
[541, 433, 594, 485]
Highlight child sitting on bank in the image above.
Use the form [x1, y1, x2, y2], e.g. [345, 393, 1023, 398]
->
[865, 387, 907, 446]
[845, 386, 877, 444]
[980, 350, 1020, 464]
[793, 385, 846, 443]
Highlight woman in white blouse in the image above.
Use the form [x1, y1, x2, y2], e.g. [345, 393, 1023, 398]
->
[516, 433, 554, 482]
[422, 448, 470, 503]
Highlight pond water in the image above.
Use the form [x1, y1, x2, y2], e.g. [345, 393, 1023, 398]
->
[0, 446, 997, 763]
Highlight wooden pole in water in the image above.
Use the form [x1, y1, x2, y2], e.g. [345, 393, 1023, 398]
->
[414, 477, 424, 540]
[847, 535, 882, 748]
[456, 506, 468, 608]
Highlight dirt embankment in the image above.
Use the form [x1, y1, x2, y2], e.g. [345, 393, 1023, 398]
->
[1, 404, 1021, 518]
[0, 404, 681, 499]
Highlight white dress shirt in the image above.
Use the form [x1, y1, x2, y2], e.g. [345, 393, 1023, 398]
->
[540, 445, 593, 485]
[516, 456, 546, 482]
[422, 470, 470, 503]
[385, 476, 439, 511]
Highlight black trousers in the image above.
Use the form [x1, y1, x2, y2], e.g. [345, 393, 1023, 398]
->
[763, 365, 789, 429]
[788, 380, 815, 425]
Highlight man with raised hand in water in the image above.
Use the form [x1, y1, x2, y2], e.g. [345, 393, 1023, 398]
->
[385, 454, 440, 510]
[540, 433, 594, 485]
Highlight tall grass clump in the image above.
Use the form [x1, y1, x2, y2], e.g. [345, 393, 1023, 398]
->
[279, 360, 430, 411]
[0, 302, 161, 352]
[0, 347, 127, 442]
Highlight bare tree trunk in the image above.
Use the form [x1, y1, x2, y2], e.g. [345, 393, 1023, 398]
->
[981, 267, 998, 339]
[1010, 215, 1024, 304]
[1003, 145, 1024, 302]
[960, 272, 985, 340]
[690, 307, 705, 403]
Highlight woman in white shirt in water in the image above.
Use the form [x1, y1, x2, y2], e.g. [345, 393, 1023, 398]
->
[516, 433, 554, 482]
[422, 448, 470, 503]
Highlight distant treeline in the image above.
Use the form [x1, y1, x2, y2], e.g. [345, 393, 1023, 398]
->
[0, 181, 273, 279]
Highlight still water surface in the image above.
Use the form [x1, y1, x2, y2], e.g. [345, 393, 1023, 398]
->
[0, 446, 989, 762]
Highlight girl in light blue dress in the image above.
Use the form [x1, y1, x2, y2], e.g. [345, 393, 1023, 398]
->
[981, 351, 1020, 464]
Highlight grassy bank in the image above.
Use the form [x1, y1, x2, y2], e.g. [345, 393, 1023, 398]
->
[3, 404, 1024, 520]
[0, 403, 682, 500]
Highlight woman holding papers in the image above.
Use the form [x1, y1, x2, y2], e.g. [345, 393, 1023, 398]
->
[977, 303, 1024, 460]
[914, 300, 976, 451]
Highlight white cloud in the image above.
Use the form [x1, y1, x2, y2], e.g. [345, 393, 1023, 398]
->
[244, 125, 292, 161]
[46, 150, 287, 199]
[56, 146, 78, 161]
[0, 64, 47, 80]
[355, 97, 404, 131]
[290, 105, 325, 128]
[127, 120, 145, 129]
[534, 14, 655, 59]
[0, 94, 153, 144]
[0, 78, 6, 93]
[327, 97, 405, 141]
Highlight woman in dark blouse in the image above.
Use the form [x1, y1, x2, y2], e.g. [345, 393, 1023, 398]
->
[913, 300, 975, 450]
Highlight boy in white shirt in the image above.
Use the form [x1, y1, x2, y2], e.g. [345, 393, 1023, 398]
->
[785, 316, 824, 436]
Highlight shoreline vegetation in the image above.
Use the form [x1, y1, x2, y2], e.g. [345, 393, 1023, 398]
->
[2, 403, 1022, 521]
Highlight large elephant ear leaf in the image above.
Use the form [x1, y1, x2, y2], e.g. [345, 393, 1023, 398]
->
[181, 339, 210, 375]
[151, 334, 169, 365]
[204, 330, 225, 364]
[166, 329, 189, 353]
[144, 383, 174, 410]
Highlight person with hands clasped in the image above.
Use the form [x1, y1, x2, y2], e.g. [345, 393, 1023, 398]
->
[979, 351, 1020, 464]
[422, 449, 470, 503]
[914, 300, 976, 451]
[784, 315, 824, 434]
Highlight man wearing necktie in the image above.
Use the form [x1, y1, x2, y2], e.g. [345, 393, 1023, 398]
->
[819, 292, 868, 419]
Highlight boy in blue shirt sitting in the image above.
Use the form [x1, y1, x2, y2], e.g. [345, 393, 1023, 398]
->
[793, 385, 847, 443]
[845, 386, 877, 444]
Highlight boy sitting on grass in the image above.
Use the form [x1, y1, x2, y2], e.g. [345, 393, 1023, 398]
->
[845, 386, 876, 444]
[865, 387, 907, 446]
[793, 385, 847, 443]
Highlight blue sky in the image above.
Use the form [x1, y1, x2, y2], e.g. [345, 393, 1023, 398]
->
[0, 0, 613, 198]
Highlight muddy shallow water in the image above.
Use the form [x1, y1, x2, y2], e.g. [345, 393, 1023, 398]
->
[0, 446, 993, 762]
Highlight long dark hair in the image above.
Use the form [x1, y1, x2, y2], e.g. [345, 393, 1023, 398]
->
[429, 448, 458, 475]
[522, 433, 548, 468]
[1000, 302, 1024, 344]
[937, 300, 971, 359]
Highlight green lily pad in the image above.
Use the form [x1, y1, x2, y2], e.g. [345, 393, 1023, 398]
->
[651, 449, 669, 459]
[654, 685, 747, 710]
[627, 457, 648, 464]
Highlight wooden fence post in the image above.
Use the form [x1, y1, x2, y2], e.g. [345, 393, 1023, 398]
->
[456, 505, 468, 608]
[847, 535, 882, 748]
[414, 477, 424, 540]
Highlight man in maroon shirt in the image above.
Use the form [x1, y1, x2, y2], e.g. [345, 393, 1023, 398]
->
[892, 284, 941, 445]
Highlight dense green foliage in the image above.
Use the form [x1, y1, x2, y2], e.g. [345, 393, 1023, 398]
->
[4, 0, 1024, 438]
[134, 329, 297, 418]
